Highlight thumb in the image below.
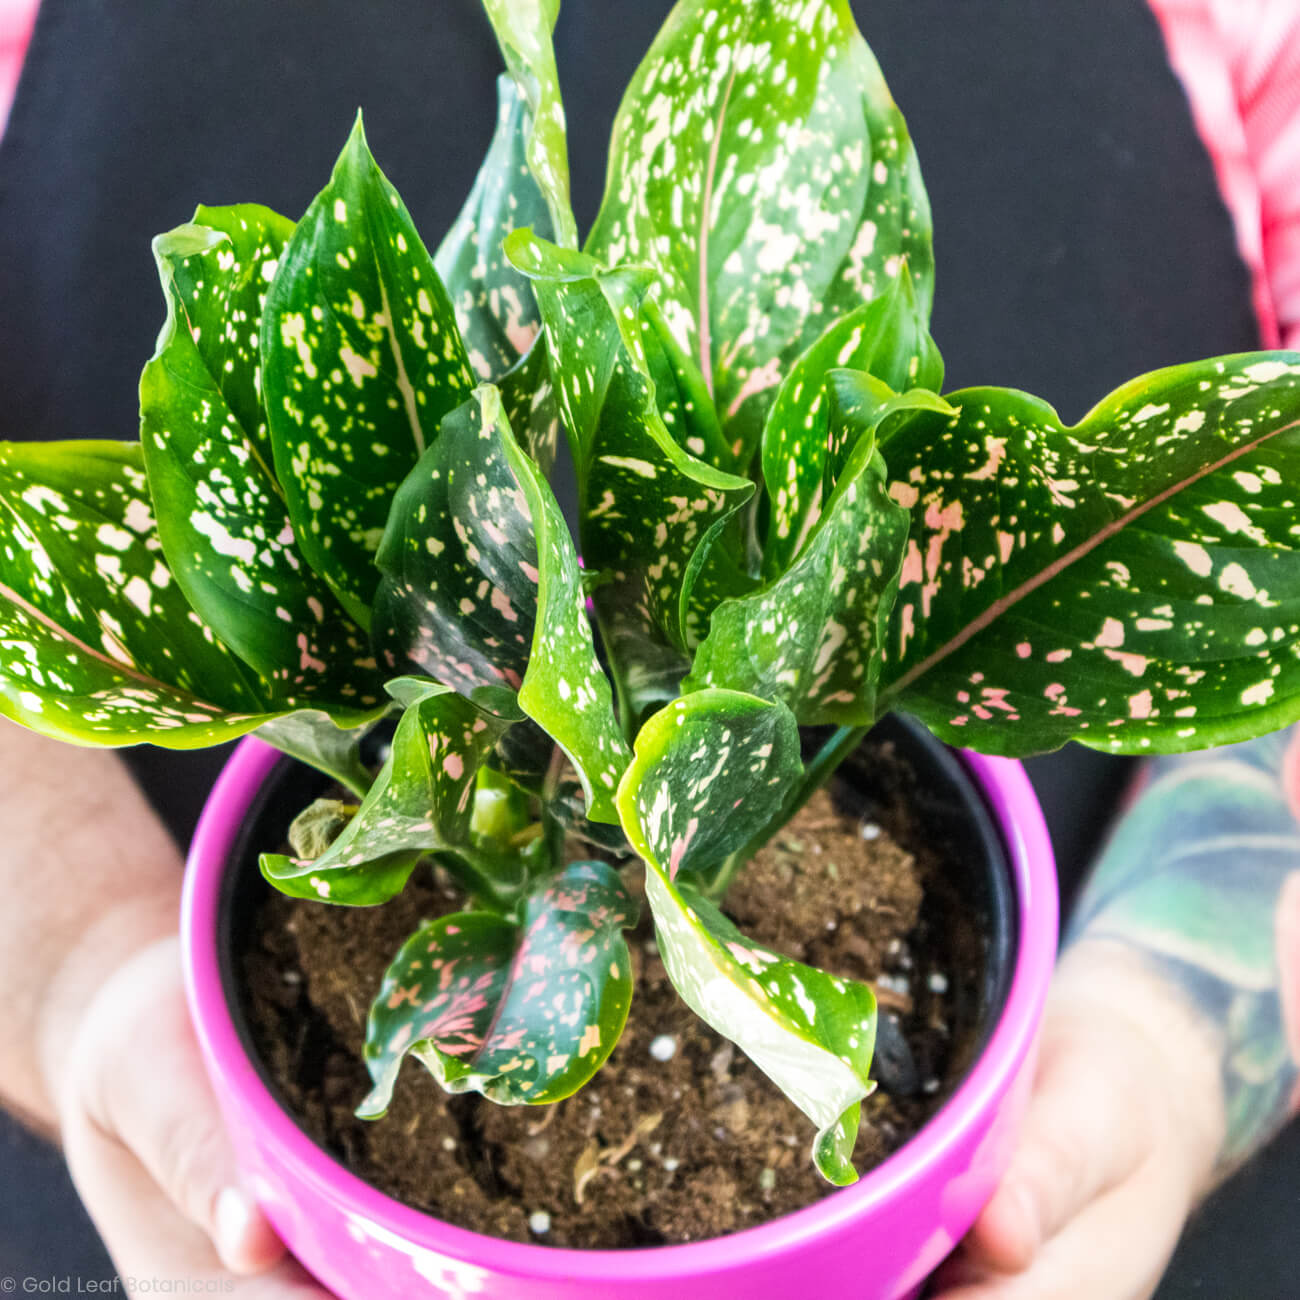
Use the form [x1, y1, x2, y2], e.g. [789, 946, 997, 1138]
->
[68, 937, 285, 1274]
[963, 1009, 1155, 1273]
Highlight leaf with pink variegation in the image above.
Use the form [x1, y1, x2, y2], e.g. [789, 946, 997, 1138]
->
[881, 354, 1300, 755]
[358, 860, 637, 1111]
[260, 681, 511, 905]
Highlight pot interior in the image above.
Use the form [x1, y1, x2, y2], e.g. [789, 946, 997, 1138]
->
[215, 713, 1018, 1215]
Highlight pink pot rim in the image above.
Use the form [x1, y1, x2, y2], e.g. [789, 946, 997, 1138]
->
[181, 735, 1057, 1284]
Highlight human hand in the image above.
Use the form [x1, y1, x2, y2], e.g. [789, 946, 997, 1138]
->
[932, 940, 1226, 1300]
[51, 933, 333, 1297]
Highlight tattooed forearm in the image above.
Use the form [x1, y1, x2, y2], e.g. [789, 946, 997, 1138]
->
[1067, 728, 1300, 1174]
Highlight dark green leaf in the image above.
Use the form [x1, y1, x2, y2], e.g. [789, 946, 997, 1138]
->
[262, 116, 475, 627]
[436, 76, 553, 381]
[586, 0, 932, 472]
[761, 267, 940, 574]
[261, 682, 510, 904]
[0, 440, 283, 746]
[505, 230, 754, 715]
[616, 689, 876, 1183]
[881, 354, 1300, 754]
[687, 440, 911, 725]
[358, 859, 637, 1111]
[372, 385, 629, 821]
[141, 207, 383, 713]
[497, 336, 561, 475]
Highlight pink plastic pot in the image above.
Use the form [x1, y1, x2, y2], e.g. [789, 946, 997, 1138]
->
[182, 729, 1056, 1300]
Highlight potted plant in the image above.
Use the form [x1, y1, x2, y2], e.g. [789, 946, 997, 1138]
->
[2, 0, 1298, 1295]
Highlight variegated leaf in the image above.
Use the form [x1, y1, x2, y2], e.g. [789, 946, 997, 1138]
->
[617, 689, 877, 1184]
[881, 354, 1300, 755]
[505, 230, 753, 715]
[358, 860, 637, 1112]
[686, 439, 911, 726]
[479, 0, 578, 251]
[261, 682, 510, 905]
[497, 337, 561, 475]
[640, 295, 731, 470]
[373, 385, 629, 822]
[761, 266, 941, 574]
[0, 440, 283, 746]
[586, 0, 932, 473]
[435, 76, 553, 381]
[262, 116, 475, 627]
[141, 208, 383, 713]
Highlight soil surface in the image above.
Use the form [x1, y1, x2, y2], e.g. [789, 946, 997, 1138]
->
[239, 741, 987, 1247]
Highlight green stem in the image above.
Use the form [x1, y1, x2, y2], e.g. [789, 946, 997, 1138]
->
[703, 725, 869, 902]
[538, 741, 568, 871]
[433, 846, 522, 914]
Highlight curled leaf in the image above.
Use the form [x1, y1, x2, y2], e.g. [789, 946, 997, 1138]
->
[142, 205, 382, 714]
[260, 682, 510, 905]
[373, 384, 629, 822]
[507, 229, 754, 715]
[617, 689, 877, 1183]
[359, 860, 638, 1111]
[436, 76, 554, 381]
[479, 0, 578, 250]
[688, 438, 911, 726]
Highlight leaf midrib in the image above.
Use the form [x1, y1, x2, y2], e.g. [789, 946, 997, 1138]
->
[884, 415, 1300, 699]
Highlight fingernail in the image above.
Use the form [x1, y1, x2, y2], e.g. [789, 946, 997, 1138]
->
[215, 1184, 285, 1274]
[1011, 1180, 1041, 1258]
[215, 1185, 256, 1265]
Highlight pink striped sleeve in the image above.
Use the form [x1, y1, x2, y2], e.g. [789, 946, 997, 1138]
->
[0, 0, 38, 137]
[1150, 0, 1300, 350]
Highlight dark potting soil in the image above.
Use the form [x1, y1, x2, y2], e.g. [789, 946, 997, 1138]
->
[239, 739, 989, 1248]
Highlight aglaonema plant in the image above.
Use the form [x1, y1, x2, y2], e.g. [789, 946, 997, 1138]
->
[5, 0, 1300, 1189]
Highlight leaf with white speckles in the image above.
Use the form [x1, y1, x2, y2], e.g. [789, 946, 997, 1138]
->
[497, 337, 561, 475]
[373, 385, 629, 822]
[616, 689, 877, 1183]
[142, 207, 384, 717]
[687, 436, 911, 725]
[881, 353, 1300, 755]
[506, 229, 754, 720]
[436, 76, 553, 381]
[261, 681, 510, 905]
[640, 295, 732, 470]
[0, 440, 287, 746]
[480, 0, 577, 252]
[761, 266, 941, 575]
[586, 0, 932, 475]
[358, 859, 637, 1111]
[262, 117, 475, 628]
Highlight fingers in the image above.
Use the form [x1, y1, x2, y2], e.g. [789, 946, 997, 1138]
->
[62, 1106, 327, 1297]
[959, 1017, 1153, 1273]
[933, 942, 1227, 1300]
[61, 937, 293, 1279]
[935, 1143, 1192, 1300]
